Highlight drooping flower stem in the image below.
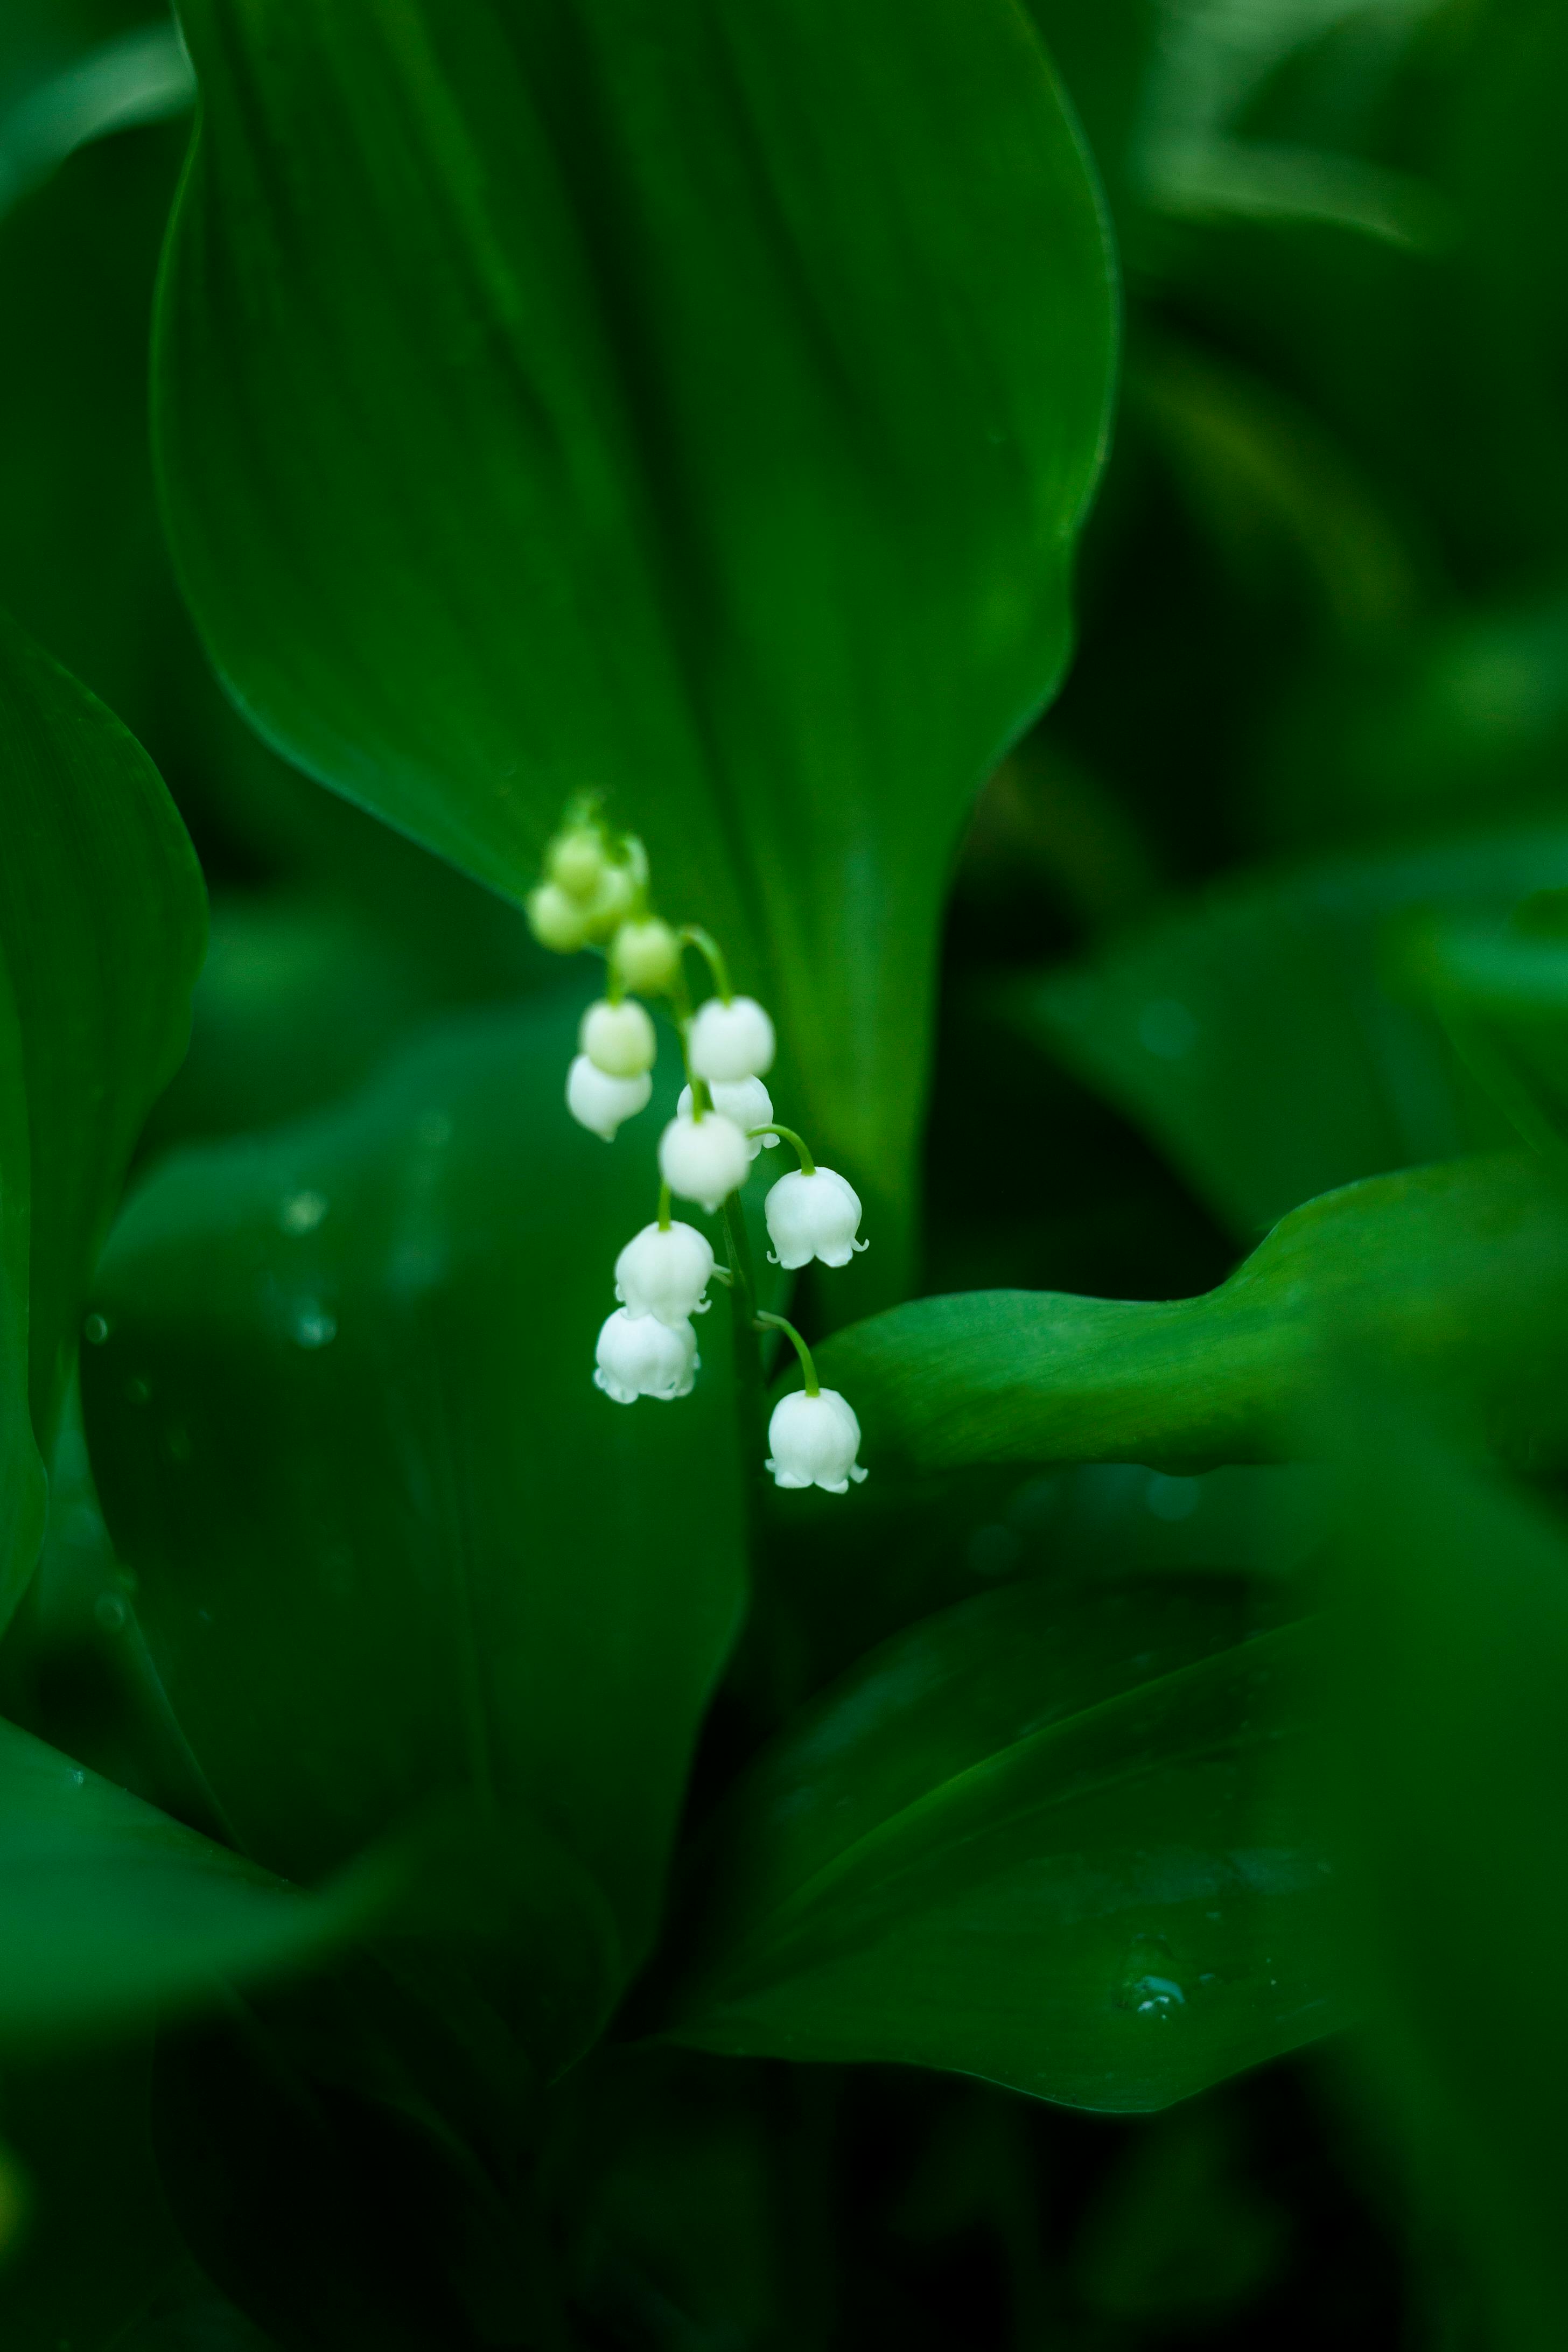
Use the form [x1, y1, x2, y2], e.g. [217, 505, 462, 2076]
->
[747, 1124, 816, 1174]
[721, 1194, 767, 1494]
[753, 1310, 821, 1398]
[678, 925, 734, 1004]
[666, 963, 712, 1119]
[657, 1181, 673, 1233]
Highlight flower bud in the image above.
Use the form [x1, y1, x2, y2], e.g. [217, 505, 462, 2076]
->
[688, 995, 775, 1082]
[766, 1389, 867, 1493]
[613, 918, 682, 996]
[594, 1308, 698, 1403]
[580, 997, 657, 1078]
[764, 1166, 867, 1269]
[578, 862, 636, 946]
[658, 1109, 752, 1211]
[614, 1220, 715, 1326]
[566, 1053, 651, 1141]
[548, 826, 609, 901]
[527, 882, 592, 954]
[677, 1075, 778, 1159]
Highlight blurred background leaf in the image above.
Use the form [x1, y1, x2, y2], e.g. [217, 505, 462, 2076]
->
[0, 612, 205, 1625]
[1327, 1392, 1568, 2350]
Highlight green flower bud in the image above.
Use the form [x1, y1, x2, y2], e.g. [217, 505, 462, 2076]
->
[527, 881, 591, 954]
[548, 826, 609, 901]
[613, 917, 682, 995]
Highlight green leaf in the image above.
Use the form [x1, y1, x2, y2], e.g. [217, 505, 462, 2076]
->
[814, 1152, 1568, 1476]
[152, 0, 1115, 1285]
[661, 1580, 1339, 2110]
[81, 992, 746, 2055]
[0, 610, 206, 1623]
[1328, 1398, 1568, 2349]
[0, 1716, 376, 2050]
[1009, 828, 1568, 1238]
[1396, 891, 1568, 1155]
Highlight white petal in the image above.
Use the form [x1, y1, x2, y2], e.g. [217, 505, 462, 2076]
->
[688, 996, 776, 1082]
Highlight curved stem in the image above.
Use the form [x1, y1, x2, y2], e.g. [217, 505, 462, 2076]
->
[678, 925, 733, 1004]
[657, 1181, 672, 1233]
[667, 967, 711, 1119]
[749, 1124, 815, 1175]
[754, 1310, 820, 1398]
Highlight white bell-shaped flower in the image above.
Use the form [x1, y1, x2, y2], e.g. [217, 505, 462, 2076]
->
[677, 1075, 778, 1160]
[766, 1388, 868, 1493]
[593, 1308, 698, 1403]
[658, 1110, 752, 1211]
[688, 995, 775, 1082]
[764, 1166, 867, 1269]
[614, 1221, 715, 1326]
[580, 996, 656, 1079]
[566, 1053, 651, 1142]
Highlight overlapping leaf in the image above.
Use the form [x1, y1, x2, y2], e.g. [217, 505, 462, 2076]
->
[82, 992, 747, 2066]
[814, 1153, 1568, 1476]
[0, 610, 205, 1623]
[663, 1578, 1338, 2110]
[153, 0, 1115, 1289]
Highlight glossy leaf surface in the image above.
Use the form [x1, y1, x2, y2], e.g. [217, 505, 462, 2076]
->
[81, 993, 746, 2042]
[814, 1153, 1568, 1476]
[0, 610, 205, 1623]
[1330, 1402, 1568, 2348]
[0, 1716, 374, 2048]
[664, 1580, 1337, 2110]
[153, 0, 1115, 1281]
[1009, 829, 1568, 1237]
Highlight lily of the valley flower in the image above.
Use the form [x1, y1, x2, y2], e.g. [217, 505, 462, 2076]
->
[658, 1108, 752, 1211]
[688, 995, 775, 1082]
[765, 1166, 867, 1269]
[581, 996, 656, 1078]
[593, 1308, 698, 1403]
[613, 917, 682, 995]
[677, 1076, 778, 1160]
[567, 1054, 652, 1141]
[765, 1388, 868, 1493]
[615, 1220, 715, 1326]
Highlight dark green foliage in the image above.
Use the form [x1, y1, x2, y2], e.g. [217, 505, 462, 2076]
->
[4, 0, 1568, 2343]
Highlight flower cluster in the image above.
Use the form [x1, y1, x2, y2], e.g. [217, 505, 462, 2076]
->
[528, 803, 869, 1494]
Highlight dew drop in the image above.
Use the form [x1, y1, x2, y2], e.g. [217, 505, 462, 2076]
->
[126, 1375, 150, 1405]
[279, 1188, 328, 1236]
[1117, 1934, 1186, 2018]
[290, 1300, 337, 1349]
[68, 1768, 85, 1788]
[166, 1424, 192, 1465]
[93, 1592, 127, 1634]
[83, 1312, 110, 1346]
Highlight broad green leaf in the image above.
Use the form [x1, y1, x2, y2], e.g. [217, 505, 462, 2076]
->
[1328, 1399, 1568, 2349]
[0, 1716, 377, 2049]
[153, 0, 1115, 1287]
[814, 1153, 1568, 1478]
[1009, 828, 1568, 1238]
[662, 1581, 1338, 2110]
[0, 611, 205, 1623]
[81, 992, 746, 2050]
